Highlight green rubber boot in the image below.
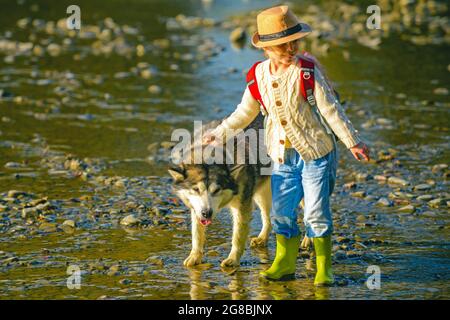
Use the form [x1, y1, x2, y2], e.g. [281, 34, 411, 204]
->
[260, 234, 301, 281]
[313, 235, 334, 286]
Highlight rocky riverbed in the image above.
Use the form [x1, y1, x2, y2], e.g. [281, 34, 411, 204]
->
[0, 0, 449, 299]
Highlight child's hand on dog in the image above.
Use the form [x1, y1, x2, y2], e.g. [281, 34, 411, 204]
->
[349, 142, 370, 161]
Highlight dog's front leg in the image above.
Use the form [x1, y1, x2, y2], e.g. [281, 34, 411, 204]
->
[221, 204, 251, 268]
[184, 210, 206, 267]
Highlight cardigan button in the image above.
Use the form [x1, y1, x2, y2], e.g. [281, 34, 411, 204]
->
[278, 158, 283, 163]
[275, 100, 282, 106]
[279, 139, 285, 145]
[280, 119, 287, 126]
[272, 82, 278, 88]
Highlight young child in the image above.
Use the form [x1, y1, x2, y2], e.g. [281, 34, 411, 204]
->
[203, 5, 370, 286]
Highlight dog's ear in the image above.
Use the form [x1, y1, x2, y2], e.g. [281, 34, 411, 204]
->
[168, 164, 185, 182]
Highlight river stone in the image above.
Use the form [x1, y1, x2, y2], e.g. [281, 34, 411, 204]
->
[388, 177, 409, 186]
[229, 27, 246, 43]
[2, 256, 19, 264]
[422, 211, 437, 218]
[431, 164, 447, 173]
[374, 175, 388, 182]
[62, 220, 75, 228]
[107, 270, 119, 277]
[376, 197, 392, 207]
[47, 43, 61, 56]
[140, 68, 153, 79]
[355, 172, 371, 181]
[398, 205, 415, 214]
[145, 256, 164, 266]
[120, 214, 141, 227]
[38, 222, 57, 232]
[7, 190, 28, 198]
[428, 198, 443, 208]
[433, 87, 448, 95]
[364, 195, 377, 201]
[351, 191, 366, 198]
[356, 215, 366, 222]
[109, 264, 121, 273]
[413, 184, 432, 191]
[417, 194, 434, 201]
[343, 181, 357, 189]
[346, 251, 359, 258]
[114, 179, 126, 188]
[5, 162, 23, 168]
[336, 236, 350, 243]
[21, 207, 37, 219]
[148, 85, 162, 94]
[118, 279, 132, 285]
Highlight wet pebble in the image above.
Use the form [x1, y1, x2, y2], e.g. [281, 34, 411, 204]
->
[119, 279, 132, 285]
[351, 191, 366, 198]
[7, 190, 30, 198]
[229, 27, 246, 43]
[120, 214, 141, 227]
[431, 164, 447, 173]
[398, 205, 415, 214]
[376, 197, 392, 207]
[148, 85, 162, 95]
[417, 194, 434, 202]
[387, 177, 409, 186]
[145, 256, 164, 267]
[38, 222, 57, 232]
[413, 184, 432, 191]
[433, 87, 448, 95]
[21, 207, 37, 219]
[374, 175, 388, 182]
[428, 198, 443, 208]
[356, 215, 366, 222]
[343, 181, 357, 190]
[4, 162, 24, 168]
[421, 211, 437, 218]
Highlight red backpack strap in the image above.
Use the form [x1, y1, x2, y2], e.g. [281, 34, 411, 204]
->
[246, 62, 268, 115]
[298, 52, 316, 107]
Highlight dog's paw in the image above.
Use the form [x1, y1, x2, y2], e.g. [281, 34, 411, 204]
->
[220, 257, 240, 268]
[250, 236, 268, 248]
[183, 253, 203, 267]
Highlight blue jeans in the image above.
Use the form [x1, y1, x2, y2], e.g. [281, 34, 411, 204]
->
[270, 147, 337, 239]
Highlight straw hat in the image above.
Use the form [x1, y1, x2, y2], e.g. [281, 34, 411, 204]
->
[251, 5, 312, 48]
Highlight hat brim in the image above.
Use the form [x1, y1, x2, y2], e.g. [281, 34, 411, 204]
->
[251, 23, 312, 48]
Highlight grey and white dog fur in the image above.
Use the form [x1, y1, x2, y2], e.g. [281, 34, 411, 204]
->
[168, 114, 273, 268]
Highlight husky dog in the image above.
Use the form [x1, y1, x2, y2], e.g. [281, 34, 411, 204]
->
[168, 114, 272, 268]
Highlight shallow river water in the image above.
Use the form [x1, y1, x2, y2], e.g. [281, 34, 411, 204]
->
[0, 0, 449, 299]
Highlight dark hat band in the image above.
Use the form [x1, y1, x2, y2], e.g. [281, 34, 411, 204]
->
[258, 23, 303, 42]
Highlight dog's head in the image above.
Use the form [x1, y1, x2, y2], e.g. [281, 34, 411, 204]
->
[168, 163, 238, 226]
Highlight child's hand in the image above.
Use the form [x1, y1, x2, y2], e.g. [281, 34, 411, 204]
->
[350, 142, 370, 161]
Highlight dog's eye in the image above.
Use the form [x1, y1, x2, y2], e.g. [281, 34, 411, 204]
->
[211, 188, 221, 195]
[192, 186, 200, 193]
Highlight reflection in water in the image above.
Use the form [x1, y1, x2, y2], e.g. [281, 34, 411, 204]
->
[314, 287, 331, 300]
[188, 268, 208, 300]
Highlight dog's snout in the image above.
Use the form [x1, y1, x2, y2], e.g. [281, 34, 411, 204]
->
[201, 208, 212, 218]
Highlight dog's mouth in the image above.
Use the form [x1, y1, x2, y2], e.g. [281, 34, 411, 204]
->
[199, 217, 212, 226]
